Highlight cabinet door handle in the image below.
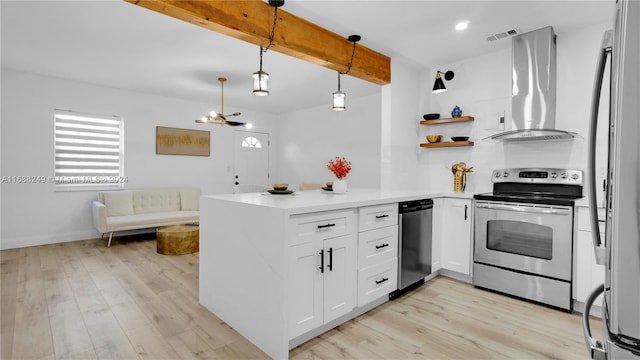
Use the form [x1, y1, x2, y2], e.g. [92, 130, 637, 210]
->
[327, 247, 333, 271]
[375, 214, 389, 219]
[375, 243, 389, 249]
[375, 277, 389, 285]
[318, 249, 324, 274]
[464, 204, 468, 220]
[317, 223, 335, 229]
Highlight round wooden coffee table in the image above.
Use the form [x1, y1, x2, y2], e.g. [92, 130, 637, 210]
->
[156, 224, 199, 255]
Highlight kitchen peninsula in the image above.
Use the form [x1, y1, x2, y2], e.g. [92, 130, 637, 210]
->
[199, 189, 468, 359]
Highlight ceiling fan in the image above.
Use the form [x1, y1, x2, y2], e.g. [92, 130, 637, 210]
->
[196, 77, 248, 127]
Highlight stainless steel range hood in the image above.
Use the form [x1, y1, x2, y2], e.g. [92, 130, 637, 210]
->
[486, 26, 577, 142]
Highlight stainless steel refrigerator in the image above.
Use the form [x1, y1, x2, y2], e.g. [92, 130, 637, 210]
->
[584, 0, 640, 359]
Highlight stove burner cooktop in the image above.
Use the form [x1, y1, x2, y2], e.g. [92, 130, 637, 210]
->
[474, 168, 584, 206]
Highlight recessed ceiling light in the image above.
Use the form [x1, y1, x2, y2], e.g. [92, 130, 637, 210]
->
[455, 21, 469, 31]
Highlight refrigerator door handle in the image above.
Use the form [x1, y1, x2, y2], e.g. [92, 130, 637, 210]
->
[582, 284, 607, 360]
[587, 29, 613, 266]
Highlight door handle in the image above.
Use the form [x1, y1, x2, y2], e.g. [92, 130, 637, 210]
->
[583, 284, 606, 359]
[587, 29, 613, 266]
[327, 247, 333, 271]
[318, 249, 324, 274]
[235, 181, 239, 185]
[464, 204, 468, 220]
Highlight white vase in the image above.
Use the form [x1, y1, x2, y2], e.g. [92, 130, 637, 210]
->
[333, 178, 347, 194]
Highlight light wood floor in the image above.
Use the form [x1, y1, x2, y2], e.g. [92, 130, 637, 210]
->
[1, 235, 602, 359]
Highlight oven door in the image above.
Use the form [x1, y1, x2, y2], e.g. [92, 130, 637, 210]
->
[474, 200, 574, 281]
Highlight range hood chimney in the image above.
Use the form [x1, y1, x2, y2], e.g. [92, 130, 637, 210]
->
[486, 26, 576, 142]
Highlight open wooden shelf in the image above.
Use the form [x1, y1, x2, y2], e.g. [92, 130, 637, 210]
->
[420, 115, 474, 126]
[420, 141, 474, 148]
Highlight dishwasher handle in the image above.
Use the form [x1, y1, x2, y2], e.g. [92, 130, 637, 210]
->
[399, 199, 433, 213]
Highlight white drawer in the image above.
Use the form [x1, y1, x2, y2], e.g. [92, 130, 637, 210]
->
[358, 203, 398, 232]
[358, 225, 398, 269]
[357, 258, 397, 307]
[289, 209, 355, 245]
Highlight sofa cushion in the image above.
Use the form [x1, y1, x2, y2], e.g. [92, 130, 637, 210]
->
[180, 188, 200, 210]
[132, 190, 181, 214]
[102, 191, 134, 217]
[106, 211, 199, 231]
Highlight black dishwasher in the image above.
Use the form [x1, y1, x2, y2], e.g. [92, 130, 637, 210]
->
[390, 199, 433, 299]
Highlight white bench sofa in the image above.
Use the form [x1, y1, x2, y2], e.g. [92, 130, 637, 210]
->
[92, 188, 200, 247]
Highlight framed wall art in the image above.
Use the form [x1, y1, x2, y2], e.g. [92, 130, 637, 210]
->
[156, 126, 210, 156]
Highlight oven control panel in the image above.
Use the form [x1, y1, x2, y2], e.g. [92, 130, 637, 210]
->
[492, 168, 583, 185]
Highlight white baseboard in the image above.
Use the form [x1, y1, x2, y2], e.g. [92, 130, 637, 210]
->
[0, 228, 159, 250]
[0, 230, 100, 250]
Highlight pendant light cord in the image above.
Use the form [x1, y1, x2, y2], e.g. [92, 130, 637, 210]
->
[260, 6, 279, 59]
[334, 35, 360, 96]
[340, 40, 357, 75]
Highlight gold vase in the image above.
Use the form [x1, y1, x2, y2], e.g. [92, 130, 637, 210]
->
[453, 172, 466, 192]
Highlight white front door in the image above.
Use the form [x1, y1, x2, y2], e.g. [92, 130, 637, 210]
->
[233, 130, 270, 187]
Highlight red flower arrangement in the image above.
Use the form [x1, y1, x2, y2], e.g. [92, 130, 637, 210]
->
[327, 157, 352, 179]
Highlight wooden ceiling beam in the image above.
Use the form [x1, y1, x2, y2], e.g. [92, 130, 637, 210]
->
[125, 0, 391, 85]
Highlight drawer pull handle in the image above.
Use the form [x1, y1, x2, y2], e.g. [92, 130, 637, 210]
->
[375, 214, 389, 219]
[375, 243, 389, 249]
[317, 223, 336, 229]
[375, 277, 389, 285]
[318, 249, 324, 274]
[327, 247, 333, 271]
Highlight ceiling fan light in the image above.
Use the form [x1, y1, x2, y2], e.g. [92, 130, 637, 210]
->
[253, 70, 269, 96]
[332, 91, 346, 111]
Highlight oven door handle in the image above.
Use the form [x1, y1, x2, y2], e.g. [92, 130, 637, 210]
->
[475, 203, 570, 215]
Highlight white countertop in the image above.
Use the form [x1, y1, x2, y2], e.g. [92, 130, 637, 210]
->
[202, 188, 473, 215]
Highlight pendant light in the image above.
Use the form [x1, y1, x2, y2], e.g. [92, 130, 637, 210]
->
[432, 70, 455, 93]
[332, 34, 360, 111]
[253, 0, 284, 96]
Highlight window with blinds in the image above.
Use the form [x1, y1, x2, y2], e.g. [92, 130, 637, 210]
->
[54, 109, 124, 189]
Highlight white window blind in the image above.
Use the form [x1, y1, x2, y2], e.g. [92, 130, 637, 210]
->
[54, 109, 124, 189]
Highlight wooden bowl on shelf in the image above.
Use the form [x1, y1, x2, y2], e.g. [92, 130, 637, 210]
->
[426, 135, 443, 143]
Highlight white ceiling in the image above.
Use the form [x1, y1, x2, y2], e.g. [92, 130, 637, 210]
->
[1, 0, 614, 115]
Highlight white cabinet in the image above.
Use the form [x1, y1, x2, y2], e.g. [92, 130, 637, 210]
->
[288, 209, 356, 339]
[575, 207, 605, 304]
[357, 203, 398, 307]
[440, 198, 472, 275]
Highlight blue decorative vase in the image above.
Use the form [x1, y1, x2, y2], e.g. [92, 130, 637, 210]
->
[451, 105, 462, 117]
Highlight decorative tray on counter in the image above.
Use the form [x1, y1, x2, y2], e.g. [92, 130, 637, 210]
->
[267, 189, 295, 195]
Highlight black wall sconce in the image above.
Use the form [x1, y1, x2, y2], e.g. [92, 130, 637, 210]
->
[432, 70, 455, 93]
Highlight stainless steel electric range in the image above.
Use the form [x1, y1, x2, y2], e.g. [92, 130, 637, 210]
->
[473, 168, 583, 311]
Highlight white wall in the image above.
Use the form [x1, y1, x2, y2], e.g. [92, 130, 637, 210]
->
[0, 69, 277, 249]
[380, 57, 424, 191]
[273, 92, 382, 189]
[420, 22, 611, 195]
